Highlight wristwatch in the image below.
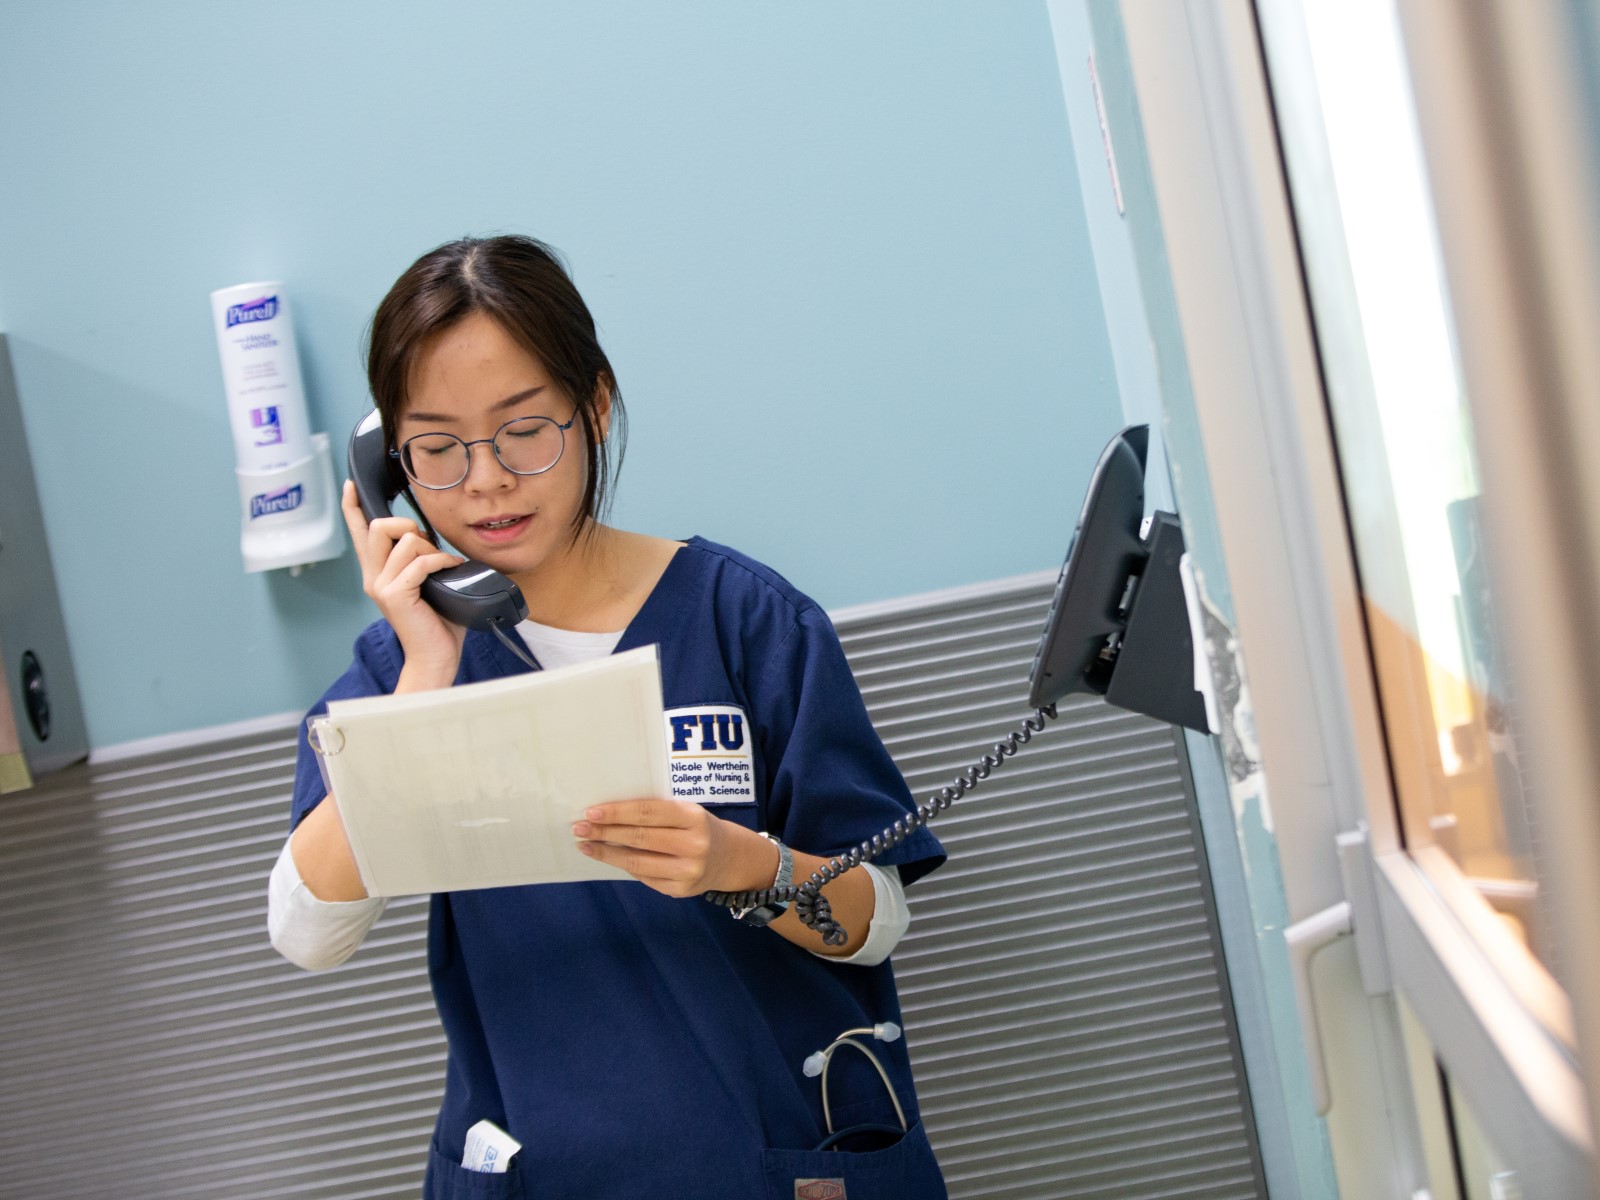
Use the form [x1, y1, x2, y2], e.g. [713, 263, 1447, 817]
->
[733, 832, 793, 927]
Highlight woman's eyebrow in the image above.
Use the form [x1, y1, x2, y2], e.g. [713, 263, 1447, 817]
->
[403, 386, 547, 424]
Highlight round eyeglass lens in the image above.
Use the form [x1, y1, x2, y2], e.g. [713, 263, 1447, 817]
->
[494, 416, 564, 475]
[402, 433, 469, 489]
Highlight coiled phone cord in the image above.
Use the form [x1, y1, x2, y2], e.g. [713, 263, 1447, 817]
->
[703, 703, 1059, 946]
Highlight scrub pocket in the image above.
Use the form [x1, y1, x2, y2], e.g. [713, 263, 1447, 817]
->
[760, 1119, 947, 1200]
[423, 1140, 527, 1200]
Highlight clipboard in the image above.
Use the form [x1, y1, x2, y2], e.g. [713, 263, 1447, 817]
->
[307, 644, 669, 896]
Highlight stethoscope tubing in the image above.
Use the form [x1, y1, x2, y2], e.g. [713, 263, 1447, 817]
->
[812, 1028, 908, 1136]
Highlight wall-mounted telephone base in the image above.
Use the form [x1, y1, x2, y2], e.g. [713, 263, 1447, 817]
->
[236, 432, 345, 574]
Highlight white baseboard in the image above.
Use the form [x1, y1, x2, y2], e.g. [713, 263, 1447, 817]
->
[90, 710, 302, 765]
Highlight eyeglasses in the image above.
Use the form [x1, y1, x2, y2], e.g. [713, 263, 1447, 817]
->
[393, 415, 576, 490]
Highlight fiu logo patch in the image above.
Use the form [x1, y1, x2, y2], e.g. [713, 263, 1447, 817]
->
[795, 1181, 846, 1200]
[663, 705, 755, 805]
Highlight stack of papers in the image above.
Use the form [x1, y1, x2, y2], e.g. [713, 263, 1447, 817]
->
[308, 645, 669, 896]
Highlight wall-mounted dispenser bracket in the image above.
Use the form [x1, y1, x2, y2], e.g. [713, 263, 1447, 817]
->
[235, 432, 343, 575]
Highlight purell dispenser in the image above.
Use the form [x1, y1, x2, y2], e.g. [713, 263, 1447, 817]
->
[210, 282, 343, 574]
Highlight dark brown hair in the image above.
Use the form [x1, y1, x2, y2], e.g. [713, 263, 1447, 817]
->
[366, 235, 625, 535]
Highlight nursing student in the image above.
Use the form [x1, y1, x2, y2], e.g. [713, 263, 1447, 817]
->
[267, 235, 949, 1199]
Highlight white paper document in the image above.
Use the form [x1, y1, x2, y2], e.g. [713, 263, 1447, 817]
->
[308, 644, 669, 896]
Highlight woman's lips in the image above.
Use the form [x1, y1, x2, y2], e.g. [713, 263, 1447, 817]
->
[469, 514, 532, 543]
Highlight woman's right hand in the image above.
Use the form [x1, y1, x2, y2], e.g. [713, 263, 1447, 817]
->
[341, 479, 468, 690]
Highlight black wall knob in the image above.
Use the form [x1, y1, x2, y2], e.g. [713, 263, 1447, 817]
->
[21, 651, 49, 742]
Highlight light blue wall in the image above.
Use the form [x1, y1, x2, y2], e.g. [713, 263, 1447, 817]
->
[1571, 0, 1600, 194]
[0, 2, 1120, 749]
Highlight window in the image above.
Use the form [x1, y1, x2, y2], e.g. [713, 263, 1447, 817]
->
[1280, 0, 1563, 994]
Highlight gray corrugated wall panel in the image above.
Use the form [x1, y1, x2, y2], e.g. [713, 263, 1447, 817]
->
[0, 576, 1262, 1198]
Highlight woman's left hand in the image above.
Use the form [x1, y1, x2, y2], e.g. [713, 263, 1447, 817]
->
[573, 800, 773, 898]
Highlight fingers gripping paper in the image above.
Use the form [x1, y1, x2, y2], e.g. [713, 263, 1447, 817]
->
[308, 645, 670, 896]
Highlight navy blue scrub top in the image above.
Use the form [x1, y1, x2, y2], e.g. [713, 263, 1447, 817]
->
[291, 538, 949, 1200]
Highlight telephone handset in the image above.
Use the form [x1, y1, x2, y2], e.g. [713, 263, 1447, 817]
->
[347, 409, 531, 635]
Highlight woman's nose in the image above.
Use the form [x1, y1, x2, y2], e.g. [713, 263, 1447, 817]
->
[462, 442, 516, 492]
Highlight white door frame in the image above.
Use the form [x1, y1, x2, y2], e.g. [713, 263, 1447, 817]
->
[1098, 0, 1600, 1193]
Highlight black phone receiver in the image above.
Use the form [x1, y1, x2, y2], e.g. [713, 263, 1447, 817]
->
[347, 409, 529, 633]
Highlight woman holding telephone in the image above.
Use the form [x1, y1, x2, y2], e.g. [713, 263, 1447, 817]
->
[267, 235, 948, 1198]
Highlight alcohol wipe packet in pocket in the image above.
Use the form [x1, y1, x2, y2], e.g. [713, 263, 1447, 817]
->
[463, 1119, 523, 1173]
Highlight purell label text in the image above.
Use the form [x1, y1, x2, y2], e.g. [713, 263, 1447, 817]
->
[249, 484, 303, 519]
[226, 295, 279, 327]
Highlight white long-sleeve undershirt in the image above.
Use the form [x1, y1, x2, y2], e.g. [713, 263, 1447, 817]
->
[268, 837, 910, 970]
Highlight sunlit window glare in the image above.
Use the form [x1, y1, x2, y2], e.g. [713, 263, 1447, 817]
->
[1301, 0, 1480, 764]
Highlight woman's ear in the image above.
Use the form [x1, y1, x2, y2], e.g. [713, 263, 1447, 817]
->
[593, 378, 613, 443]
